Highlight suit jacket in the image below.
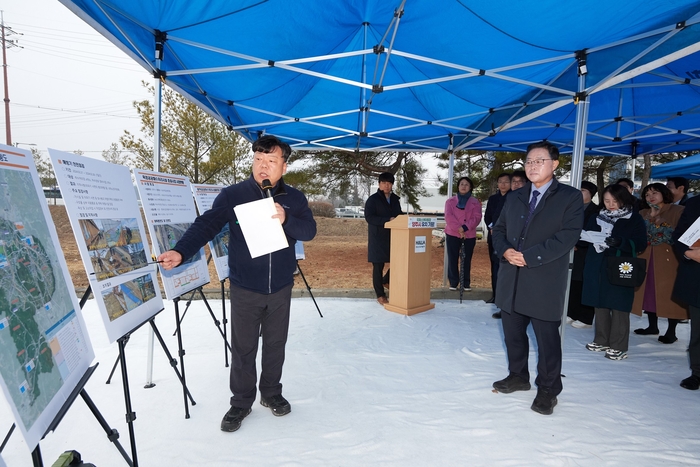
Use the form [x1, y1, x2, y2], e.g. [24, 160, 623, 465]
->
[492, 178, 584, 321]
[672, 195, 700, 307]
[364, 190, 403, 263]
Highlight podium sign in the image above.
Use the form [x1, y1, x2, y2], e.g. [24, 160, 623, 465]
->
[383, 215, 435, 315]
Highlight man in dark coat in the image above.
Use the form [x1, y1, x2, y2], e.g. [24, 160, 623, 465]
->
[672, 195, 700, 390]
[567, 181, 600, 327]
[667, 177, 689, 206]
[484, 172, 511, 304]
[364, 172, 403, 305]
[491, 141, 583, 415]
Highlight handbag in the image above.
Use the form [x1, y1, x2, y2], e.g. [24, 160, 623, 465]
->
[606, 239, 646, 287]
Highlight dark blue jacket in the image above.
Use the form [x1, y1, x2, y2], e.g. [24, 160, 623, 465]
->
[173, 175, 316, 294]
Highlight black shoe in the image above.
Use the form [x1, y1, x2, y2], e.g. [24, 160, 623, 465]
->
[680, 375, 700, 390]
[492, 311, 502, 319]
[260, 394, 291, 416]
[485, 296, 495, 304]
[531, 389, 558, 415]
[634, 327, 659, 335]
[658, 335, 678, 344]
[493, 374, 531, 393]
[220, 406, 252, 432]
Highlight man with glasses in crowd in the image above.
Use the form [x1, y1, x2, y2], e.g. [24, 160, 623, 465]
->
[491, 141, 583, 415]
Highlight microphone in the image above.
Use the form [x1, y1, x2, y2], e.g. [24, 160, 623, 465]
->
[261, 178, 273, 198]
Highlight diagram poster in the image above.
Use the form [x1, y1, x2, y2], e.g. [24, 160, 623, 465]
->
[0, 145, 94, 450]
[191, 184, 229, 282]
[134, 170, 210, 299]
[48, 149, 163, 343]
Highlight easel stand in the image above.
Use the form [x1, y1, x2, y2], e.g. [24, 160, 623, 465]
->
[21, 364, 134, 467]
[220, 279, 229, 367]
[296, 261, 323, 318]
[173, 286, 232, 361]
[106, 318, 197, 416]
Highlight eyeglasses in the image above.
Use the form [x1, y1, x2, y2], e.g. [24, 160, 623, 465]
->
[524, 158, 551, 167]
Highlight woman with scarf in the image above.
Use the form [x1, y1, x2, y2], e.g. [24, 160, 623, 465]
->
[631, 183, 687, 343]
[581, 184, 646, 360]
[444, 176, 482, 291]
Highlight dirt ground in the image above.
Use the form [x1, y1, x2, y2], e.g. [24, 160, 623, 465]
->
[48, 206, 492, 291]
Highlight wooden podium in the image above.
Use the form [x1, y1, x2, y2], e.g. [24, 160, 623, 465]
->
[383, 215, 435, 315]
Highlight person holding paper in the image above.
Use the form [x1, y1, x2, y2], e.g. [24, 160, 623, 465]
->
[672, 195, 700, 390]
[158, 135, 316, 432]
[364, 172, 403, 305]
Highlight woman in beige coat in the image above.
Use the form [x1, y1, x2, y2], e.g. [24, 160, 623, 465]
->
[632, 183, 687, 343]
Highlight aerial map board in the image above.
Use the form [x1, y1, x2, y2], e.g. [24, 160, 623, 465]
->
[48, 149, 164, 343]
[134, 170, 210, 299]
[191, 184, 229, 282]
[0, 145, 95, 450]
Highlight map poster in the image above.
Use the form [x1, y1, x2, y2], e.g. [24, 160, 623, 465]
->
[48, 149, 164, 343]
[191, 184, 229, 282]
[134, 170, 210, 300]
[0, 144, 94, 450]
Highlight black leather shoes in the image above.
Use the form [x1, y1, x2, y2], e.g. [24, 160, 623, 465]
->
[531, 389, 558, 415]
[493, 374, 531, 393]
[634, 327, 659, 335]
[680, 375, 700, 390]
[485, 296, 495, 304]
[492, 311, 502, 319]
[260, 394, 291, 416]
[221, 406, 252, 432]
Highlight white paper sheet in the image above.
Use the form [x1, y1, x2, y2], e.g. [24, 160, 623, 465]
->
[580, 230, 607, 244]
[234, 198, 289, 258]
[678, 215, 700, 247]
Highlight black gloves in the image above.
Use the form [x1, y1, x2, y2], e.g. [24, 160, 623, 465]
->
[605, 236, 622, 248]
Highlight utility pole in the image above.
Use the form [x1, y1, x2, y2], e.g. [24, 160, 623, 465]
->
[1, 12, 21, 146]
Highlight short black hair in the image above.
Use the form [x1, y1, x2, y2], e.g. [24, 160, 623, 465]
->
[667, 177, 689, 194]
[378, 172, 395, 184]
[252, 135, 292, 162]
[602, 183, 636, 210]
[581, 180, 598, 198]
[497, 172, 512, 181]
[641, 182, 674, 209]
[615, 178, 635, 191]
[526, 140, 560, 161]
[511, 170, 528, 181]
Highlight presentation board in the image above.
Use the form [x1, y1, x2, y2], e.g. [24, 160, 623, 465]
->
[48, 149, 164, 343]
[134, 170, 210, 299]
[191, 184, 229, 282]
[0, 145, 94, 450]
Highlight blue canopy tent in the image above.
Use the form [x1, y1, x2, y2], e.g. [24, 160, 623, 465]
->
[651, 153, 700, 179]
[58, 0, 700, 160]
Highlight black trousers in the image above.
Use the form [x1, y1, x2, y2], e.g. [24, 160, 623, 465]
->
[690, 305, 700, 377]
[487, 234, 499, 295]
[229, 283, 293, 409]
[567, 280, 594, 324]
[372, 262, 389, 298]
[501, 309, 563, 396]
[445, 234, 476, 288]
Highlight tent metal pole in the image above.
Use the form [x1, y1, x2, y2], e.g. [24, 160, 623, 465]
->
[561, 67, 590, 353]
[443, 136, 454, 287]
[145, 48, 164, 389]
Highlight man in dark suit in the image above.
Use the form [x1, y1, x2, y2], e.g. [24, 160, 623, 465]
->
[484, 172, 512, 304]
[667, 177, 689, 206]
[672, 195, 700, 390]
[491, 141, 584, 415]
[365, 172, 403, 305]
